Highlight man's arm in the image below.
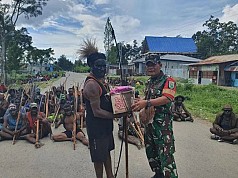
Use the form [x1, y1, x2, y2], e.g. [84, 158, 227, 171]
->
[182, 103, 191, 116]
[228, 117, 238, 133]
[213, 114, 223, 131]
[132, 77, 176, 111]
[18, 114, 27, 132]
[55, 116, 62, 128]
[2, 116, 14, 135]
[84, 80, 114, 119]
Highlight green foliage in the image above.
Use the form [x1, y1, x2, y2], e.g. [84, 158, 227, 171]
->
[56, 55, 73, 71]
[74, 65, 90, 73]
[177, 84, 238, 122]
[104, 17, 114, 57]
[192, 16, 238, 59]
[107, 45, 118, 64]
[129, 77, 238, 122]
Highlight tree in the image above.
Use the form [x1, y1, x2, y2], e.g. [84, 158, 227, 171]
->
[7, 28, 33, 71]
[124, 40, 141, 61]
[192, 16, 238, 59]
[26, 47, 55, 73]
[0, 0, 49, 83]
[107, 44, 118, 65]
[104, 17, 115, 60]
[57, 55, 73, 71]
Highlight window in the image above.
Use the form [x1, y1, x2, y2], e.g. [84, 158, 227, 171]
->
[202, 71, 213, 79]
[236, 73, 238, 79]
[189, 70, 197, 78]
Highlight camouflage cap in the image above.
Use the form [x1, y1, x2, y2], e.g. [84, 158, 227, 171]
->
[222, 104, 232, 111]
[145, 55, 161, 65]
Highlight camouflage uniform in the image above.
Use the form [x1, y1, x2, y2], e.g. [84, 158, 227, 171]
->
[144, 71, 178, 178]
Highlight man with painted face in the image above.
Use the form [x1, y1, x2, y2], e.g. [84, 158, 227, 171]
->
[0, 104, 27, 141]
[131, 55, 178, 178]
[80, 39, 114, 178]
[25, 103, 52, 148]
[210, 105, 238, 144]
[171, 95, 193, 122]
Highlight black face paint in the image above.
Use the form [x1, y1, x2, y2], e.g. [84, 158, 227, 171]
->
[92, 59, 107, 79]
[31, 108, 38, 116]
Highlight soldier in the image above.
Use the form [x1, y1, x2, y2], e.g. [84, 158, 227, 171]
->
[210, 105, 238, 144]
[171, 95, 193, 122]
[132, 55, 178, 178]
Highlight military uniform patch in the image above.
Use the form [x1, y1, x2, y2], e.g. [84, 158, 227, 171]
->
[168, 81, 175, 89]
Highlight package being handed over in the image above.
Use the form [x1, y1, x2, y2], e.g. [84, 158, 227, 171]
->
[110, 86, 134, 115]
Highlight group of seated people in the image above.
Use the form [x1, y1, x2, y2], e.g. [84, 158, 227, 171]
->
[0, 85, 89, 148]
[170, 95, 238, 144]
[1, 84, 237, 149]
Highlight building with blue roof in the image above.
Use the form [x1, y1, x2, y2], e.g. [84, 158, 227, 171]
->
[131, 36, 200, 78]
[142, 36, 197, 54]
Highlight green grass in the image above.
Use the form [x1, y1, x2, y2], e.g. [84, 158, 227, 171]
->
[112, 75, 238, 122]
[176, 83, 238, 122]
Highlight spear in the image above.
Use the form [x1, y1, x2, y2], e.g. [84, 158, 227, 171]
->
[108, 17, 129, 178]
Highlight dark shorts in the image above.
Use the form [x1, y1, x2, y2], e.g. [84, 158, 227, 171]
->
[62, 129, 83, 138]
[89, 134, 115, 163]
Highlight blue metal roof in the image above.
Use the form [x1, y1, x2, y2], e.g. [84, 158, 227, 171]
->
[145, 36, 197, 53]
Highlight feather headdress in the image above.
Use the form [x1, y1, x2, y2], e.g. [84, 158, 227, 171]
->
[78, 39, 106, 67]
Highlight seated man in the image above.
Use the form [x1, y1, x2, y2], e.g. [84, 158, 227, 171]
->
[210, 105, 238, 144]
[0, 104, 28, 141]
[118, 114, 144, 150]
[171, 95, 193, 122]
[0, 92, 9, 129]
[25, 103, 52, 148]
[52, 104, 88, 146]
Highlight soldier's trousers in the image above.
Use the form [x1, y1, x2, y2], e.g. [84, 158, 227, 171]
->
[144, 122, 178, 178]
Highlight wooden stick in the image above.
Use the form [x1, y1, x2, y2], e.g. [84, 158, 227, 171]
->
[35, 96, 43, 148]
[12, 88, 25, 145]
[45, 91, 49, 118]
[132, 113, 144, 142]
[73, 83, 78, 150]
[80, 89, 84, 129]
[35, 119, 40, 146]
[129, 122, 144, 143]
[52, 106, 60, 126]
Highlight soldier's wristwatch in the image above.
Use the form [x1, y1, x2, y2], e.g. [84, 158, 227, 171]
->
[146, 100, 152, 107]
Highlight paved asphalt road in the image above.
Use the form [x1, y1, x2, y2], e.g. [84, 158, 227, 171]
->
[0, 72, 237, 178]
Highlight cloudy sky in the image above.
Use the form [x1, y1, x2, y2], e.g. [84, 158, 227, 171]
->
[6, 0, 238, 61]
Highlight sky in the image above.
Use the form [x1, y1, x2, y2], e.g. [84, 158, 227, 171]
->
[3, 0, 238, 62]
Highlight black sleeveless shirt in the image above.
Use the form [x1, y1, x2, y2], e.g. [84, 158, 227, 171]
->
[84, 76, 113, 139]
